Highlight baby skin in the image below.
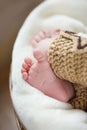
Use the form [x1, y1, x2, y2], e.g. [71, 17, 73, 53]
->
[21, 30, 75, 102]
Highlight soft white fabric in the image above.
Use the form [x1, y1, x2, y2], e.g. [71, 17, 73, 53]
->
[11, 0, 87, 130]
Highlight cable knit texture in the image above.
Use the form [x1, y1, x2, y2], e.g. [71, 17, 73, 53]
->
[48, 30, 87, 110]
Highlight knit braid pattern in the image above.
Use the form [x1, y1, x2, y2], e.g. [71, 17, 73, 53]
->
[48, 30, 87, 111]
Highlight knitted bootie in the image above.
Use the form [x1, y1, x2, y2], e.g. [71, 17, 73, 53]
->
[48, 30, 87, 111]
[70, 83, 87, 110]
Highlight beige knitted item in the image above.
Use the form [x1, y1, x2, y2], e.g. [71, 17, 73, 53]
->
[48, 30, 87, 111]
[70, 84, 87, 110]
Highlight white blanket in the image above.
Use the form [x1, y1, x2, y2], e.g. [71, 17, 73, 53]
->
[11, 0, 87, 130]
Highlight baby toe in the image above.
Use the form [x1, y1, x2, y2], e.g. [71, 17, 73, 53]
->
[43, 29, 51, 38]
[22, 62, 27, 69]
[22, 72, 28, 81]
[39, 31, 46, 39]
[32, 40, 37, 47]
[35, 35, 41, 42]
[53, 29, 60, 36]
[24, 58, 33, 66]
[21, 67, 26, 73]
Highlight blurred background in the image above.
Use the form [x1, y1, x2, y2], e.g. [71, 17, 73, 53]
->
[0, 0, 42, 130]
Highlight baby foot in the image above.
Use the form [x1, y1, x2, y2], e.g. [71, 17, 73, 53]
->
[32, 29, 61, 48]
[32, 30, 51, 48]
[21, 49, 74, 102]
